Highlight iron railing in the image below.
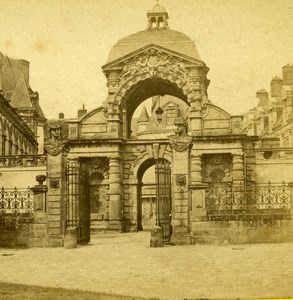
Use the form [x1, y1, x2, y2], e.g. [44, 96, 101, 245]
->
[205, 181, 291, 220]
[0, 187, 34, 214]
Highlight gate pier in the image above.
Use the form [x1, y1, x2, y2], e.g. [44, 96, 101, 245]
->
[169, 117, 193, 245]
[46, 152, 67, 247]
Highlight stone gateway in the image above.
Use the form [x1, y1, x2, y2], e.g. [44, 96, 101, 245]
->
[1, 1, 293, 248]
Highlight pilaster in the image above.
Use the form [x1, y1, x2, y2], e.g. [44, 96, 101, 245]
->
[232, 153, 245, 183]
[108, 156, 122, 231]
[190, 154, 207, 221]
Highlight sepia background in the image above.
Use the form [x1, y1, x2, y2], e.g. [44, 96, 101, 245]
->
[0, 0, 292, 119]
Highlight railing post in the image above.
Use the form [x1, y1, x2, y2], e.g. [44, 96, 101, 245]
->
[289, 182, 293, 217]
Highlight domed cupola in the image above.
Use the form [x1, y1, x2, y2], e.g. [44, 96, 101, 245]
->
[101, 0, 210, 139]
[146, 0, 169, 30]
[105, 1, 202, 65]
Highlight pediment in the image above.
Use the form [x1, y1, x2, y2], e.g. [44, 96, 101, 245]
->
[80, 106, 108, 124]
[102, 44, 205, 72]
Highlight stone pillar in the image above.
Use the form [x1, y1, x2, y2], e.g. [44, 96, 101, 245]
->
[289, 182, 293, 219]
[190, 154, 207, 222]
[46, 152, 67, 247]
[108, 157, 122, 231]
[170, 149, 190, 245]
[4, 138, 9, 155]
[232, 153, 245, 183]
[30, 175, 48, 247]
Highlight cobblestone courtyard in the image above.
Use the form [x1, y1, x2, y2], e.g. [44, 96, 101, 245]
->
[1, 232, 293, 299]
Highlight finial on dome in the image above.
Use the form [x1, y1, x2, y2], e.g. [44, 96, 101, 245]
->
[146, 0, 169, 31]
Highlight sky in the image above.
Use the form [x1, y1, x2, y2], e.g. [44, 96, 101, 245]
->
[0, 0, 293, 119]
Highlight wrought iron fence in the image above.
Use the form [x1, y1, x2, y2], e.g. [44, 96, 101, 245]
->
[0, 187, 34, 214]
[206, 181, 291, 218]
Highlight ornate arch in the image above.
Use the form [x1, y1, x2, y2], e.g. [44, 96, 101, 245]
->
[113, 49, 205, 108]
[131, 143, 172, 179]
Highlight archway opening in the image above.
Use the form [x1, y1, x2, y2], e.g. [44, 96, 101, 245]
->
[131, 94, 189, 139]
[137, 157, 172, 243]
[120, 78, 189, 138]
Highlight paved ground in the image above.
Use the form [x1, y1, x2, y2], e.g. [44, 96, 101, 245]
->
[1, 232, 293, 299]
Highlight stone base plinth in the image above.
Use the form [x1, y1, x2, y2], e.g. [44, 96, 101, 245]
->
[170, 232, 191, 245]
[64, 228, 77, 249]
[170, 225, 190, 245]
[150, 226, 163, 247]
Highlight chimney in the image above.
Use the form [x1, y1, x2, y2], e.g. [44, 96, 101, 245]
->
[282, 64, 293, 85]
[270, 76, 283, 97]
[18, 59, 30, 85]
[78, 104, 87, 118]
[59, 112, 64, 119]
[256, 89, 269, 107]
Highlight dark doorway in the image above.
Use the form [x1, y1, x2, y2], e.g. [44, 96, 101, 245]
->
[137, 158, 172, 243]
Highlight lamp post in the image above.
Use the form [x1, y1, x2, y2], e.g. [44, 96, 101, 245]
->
[155, 96, 164, 122]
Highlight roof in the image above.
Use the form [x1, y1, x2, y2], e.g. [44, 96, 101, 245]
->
[106, 29, 201, 64]
[0, 95, 37, 145]
[148, 2, 167, 14]
[10, 73, 32, 108]
[0, 52, 21, 94]
[0, 51, 46, 119]
[138, 105, 149, 121]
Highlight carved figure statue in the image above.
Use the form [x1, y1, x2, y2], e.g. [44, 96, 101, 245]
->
[169, 117, 193, 152]
[44, 120, 67, 156]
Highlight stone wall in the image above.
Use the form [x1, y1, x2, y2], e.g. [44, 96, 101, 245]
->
[255, 152, 293, 183]
[0, 212, 48, 248]
[191, 220, 293, 244]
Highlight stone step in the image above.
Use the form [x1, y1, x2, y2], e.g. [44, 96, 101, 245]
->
[90, 225, 108, 235]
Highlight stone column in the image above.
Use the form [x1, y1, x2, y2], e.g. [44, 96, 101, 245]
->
[108, 157, 122, 231]
[190, 154, 202, 184]
[232, 153, 245, 183]
[190, 154, 207, 222]
[128, 179, 139, 232]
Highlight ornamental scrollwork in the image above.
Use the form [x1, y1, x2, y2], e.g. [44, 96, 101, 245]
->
[120, 49, 189, 81]
[176, 175, 186, 186]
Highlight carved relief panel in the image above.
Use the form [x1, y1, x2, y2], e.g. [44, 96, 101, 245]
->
[202, 154, 232, 183]
[119, 48, 189, 82]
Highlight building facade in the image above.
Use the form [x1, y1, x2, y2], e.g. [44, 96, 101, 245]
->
[40, 2, 293, 247]
[1, 2, 293, 248]
[0, 52, 46, 155]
